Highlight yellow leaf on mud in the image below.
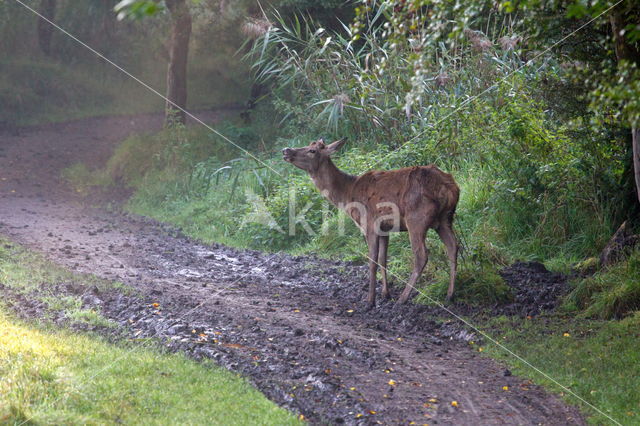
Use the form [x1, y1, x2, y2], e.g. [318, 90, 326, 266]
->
[369, 410, 376, 415]
[299, 414, 305, 421]
[347, 309, 354, 313]
[563, 332, 571, 337]
[293, 309, 300, 312]
[349, 387, 356, 391]
[388, 379, 396, 386]
[451, 401, 458, 407]
[152, 303, 160, 308]
[355, 413, 364, 418]
[428, 398, 437, 403]
[502, 386, 509, 391]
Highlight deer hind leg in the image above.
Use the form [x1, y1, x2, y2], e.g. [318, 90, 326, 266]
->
[397, 216, 432, 305]
[436, 221, 458, 301]
[378, 235, 390, 299]
[365, 233, 380, 308]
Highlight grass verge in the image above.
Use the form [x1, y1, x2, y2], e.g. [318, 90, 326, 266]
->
[481, 313, 640, 425]
[0, 309, 299, 425]
[0, 237, 299, 424]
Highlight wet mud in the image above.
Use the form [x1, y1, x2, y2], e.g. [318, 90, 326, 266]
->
[0, 113, 584, 424]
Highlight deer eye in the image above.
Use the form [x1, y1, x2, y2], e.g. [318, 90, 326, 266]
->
[309, 149, 317, 154]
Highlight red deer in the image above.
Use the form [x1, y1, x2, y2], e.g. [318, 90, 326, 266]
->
[282, 138, 460, 308]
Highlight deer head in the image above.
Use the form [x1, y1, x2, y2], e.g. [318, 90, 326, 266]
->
[282, 138, 347, 172]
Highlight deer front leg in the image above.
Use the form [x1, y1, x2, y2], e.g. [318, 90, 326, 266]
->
[366, 232, 379, 309]
[378, 235, 390, 299]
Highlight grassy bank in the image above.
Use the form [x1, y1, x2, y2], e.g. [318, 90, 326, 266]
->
[0, 237, 298, 424]
[0, 310, 299, 425]
[483, 312, 640, 425]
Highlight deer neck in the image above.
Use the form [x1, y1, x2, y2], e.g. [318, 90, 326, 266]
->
[309, 159, 356, 207]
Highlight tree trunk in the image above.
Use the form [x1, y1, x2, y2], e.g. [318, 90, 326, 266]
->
[37, 0, 56, 56]
[634, 128, 640, 203]
[165, 0, 192, 126]
[610, 10, 640, 204]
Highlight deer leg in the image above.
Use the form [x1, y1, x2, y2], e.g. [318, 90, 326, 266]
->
[366, 232, 380, 308]
[378, 235, 390, 299]
[436, 222, 458, 301]
[397, 225, 428, 305]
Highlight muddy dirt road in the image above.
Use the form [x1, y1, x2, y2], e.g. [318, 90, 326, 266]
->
[0, 114, 584, 424]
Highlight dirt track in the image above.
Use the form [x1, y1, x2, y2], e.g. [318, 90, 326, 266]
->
[0, 113, 585, 425]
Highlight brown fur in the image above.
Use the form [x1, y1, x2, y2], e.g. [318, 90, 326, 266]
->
[283, 139, 460, 307]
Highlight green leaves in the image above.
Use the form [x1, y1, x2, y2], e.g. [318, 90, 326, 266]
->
[114, 0, 164, 21]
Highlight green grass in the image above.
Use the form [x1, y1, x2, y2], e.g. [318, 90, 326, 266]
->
[0, 237, 299, 424]
[0, 309, 299, 425]
[482, 312, 640, 425]
[565, 250, 640, 319]
[0, 238, 124, 327]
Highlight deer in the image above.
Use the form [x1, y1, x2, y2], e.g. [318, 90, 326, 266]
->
[282, 138, 460, 309]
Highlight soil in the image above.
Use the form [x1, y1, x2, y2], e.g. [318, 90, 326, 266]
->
[0, 113, 585, 425]
[499, 262, 572, 317]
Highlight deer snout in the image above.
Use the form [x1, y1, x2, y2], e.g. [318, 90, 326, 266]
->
[282, 147, 294, 161]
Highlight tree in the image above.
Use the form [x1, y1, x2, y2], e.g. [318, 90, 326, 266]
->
[350, 0, 640, 206]
[115, 0, 192, 126]
[164, 0, 191, 125]
[37, 0, 56, 56]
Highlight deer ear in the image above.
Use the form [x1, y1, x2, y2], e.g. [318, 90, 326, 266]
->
[325, 138, 347, 155]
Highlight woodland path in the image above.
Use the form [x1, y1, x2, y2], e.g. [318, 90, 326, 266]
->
[0, 113, 584, 425]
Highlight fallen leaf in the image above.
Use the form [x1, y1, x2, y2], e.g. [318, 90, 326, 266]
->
[428, 398, 437, 403]
[369, 410, 376, 415]
[502, 386, 509, 391]
[293, 309, 300, 312]
[299, 414, 305, 421]
[355, 413, 364, 418]
[388, 379, 397, 386]
[563, 332, 571, 337]
[152, 302, 160, 308]
[350, 387, 356, 391]
[451, 401, 458, 407]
